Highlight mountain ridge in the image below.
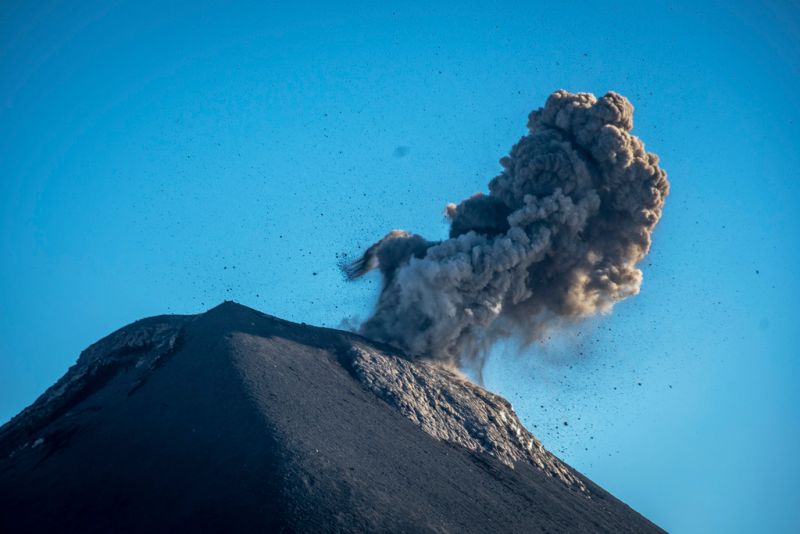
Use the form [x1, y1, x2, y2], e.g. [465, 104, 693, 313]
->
[0, 301, 662, 533]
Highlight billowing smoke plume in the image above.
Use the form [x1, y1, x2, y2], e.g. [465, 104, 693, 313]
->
[346, 90, 669, 366]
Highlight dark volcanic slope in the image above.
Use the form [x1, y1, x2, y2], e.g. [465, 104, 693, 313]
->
[0, 302, 662, 533]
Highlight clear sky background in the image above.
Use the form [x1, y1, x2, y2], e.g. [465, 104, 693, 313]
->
[1, 1, 798, 531]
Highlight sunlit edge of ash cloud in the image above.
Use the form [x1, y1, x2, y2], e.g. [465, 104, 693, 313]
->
[345, 90, 669, 371]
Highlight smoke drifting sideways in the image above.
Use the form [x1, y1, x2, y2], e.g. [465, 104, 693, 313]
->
[345, 90, 669, 369]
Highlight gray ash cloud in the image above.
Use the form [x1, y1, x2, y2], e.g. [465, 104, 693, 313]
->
[346, 90, 669, 367]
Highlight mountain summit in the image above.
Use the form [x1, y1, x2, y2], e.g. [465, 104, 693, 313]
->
[0, 302, 662, 532]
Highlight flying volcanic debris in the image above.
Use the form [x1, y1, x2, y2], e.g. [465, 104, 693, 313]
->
[346, 90, 669, 367]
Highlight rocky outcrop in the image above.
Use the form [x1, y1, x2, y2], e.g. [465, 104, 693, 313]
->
[0, 315, 189, 460]
[348, 344, 586, 492]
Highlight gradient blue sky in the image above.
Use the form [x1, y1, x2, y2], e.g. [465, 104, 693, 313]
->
[1, 1, 798, 531]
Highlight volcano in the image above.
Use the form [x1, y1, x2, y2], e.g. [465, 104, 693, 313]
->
[0, 302, 662, 532]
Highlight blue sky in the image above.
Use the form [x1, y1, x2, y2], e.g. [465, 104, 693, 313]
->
[1, 1, 798, 531]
